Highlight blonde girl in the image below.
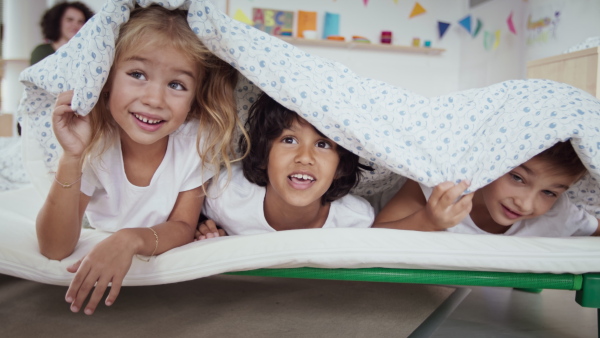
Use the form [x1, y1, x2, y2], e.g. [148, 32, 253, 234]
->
[36, 6, 246, 315]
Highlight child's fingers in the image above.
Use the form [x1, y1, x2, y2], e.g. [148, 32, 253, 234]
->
[105, 277, 123, 307]
[454, 192, 474, 217]
[66, 259, 83, 274]
[55, 90, 74, 106]
[438, 180, 471, 207]
[65, 259, 87, 303]
[83, 276, 112, 315]
[217, 228, 227, 237]
[67, 268, 97, 313]
[204, 219, 219, 233]
[429, 181, 454, 205]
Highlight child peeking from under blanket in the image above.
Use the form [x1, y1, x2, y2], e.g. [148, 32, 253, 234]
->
[36, 6, 246, 315]
[373, 141, 600, 237]
[196, 93, 375, 239]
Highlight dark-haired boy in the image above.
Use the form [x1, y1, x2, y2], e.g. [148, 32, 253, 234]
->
[198, 93, 374, 238]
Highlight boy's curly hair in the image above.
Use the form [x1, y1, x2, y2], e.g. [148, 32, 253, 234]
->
[240, 93, 373, 205]
[40, 2, 94, 42]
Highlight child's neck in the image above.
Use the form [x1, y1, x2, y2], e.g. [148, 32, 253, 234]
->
[120, 131, 169, 187]
[263, 189, 331, 231]
[470, 190, 512, 234]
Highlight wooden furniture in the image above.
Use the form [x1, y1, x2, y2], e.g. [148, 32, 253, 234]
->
[527, 47, 600, 98]
[0, 114, 13, 137]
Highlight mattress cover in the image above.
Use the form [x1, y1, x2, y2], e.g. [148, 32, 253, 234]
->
[1, 185, 599, 286]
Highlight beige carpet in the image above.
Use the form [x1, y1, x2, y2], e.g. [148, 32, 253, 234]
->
[0, 273, 460, 337]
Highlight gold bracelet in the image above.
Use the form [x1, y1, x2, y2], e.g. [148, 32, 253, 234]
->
[53, 172, 82, 188]
[135, 228, 159, 262]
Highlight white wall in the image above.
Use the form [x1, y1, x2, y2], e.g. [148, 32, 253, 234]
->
[526, 0, 600, 62]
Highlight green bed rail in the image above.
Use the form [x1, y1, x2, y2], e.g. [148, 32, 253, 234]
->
[227, 267, 583, 291]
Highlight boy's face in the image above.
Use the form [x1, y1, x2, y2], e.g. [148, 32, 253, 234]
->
[479, 156, 579, 226]
[266, 118, 340, 209]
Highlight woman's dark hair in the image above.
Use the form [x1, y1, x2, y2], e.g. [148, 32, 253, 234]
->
[40, 2, 94, 42]
[240, 93, 373, 205]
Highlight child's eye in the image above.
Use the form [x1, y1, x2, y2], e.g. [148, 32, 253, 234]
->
[316, 140, 332, 149]
[510, 173, 524, 183]
[542, 190, 558, 198]
[128, 71, 146, 80]
[282, 136, 297, 144]
[168, 81, 186, 91]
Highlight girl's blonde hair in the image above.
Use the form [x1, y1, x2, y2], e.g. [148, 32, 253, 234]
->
[85, 5, 248, 183]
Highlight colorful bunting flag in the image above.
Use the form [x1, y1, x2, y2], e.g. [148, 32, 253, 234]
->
[438, 21, 450, 39]
[483, 30, 501, 50]
[233, 9, 253, 25]
[473, 18, 483, 38]
[507, 11, 517, 34]
[494, 30, 501, 49]
[409, 2, 427, 18]
[459, 15, 472, 33]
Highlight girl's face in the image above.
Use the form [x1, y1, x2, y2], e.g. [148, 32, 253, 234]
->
[266, 118, 340, 209]
[60, 7, 86, 41]
[107, 43, 198, 147]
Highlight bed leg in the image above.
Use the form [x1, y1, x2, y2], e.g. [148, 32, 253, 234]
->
[575, 273, 600, 337]
[576, 274, 600, 308]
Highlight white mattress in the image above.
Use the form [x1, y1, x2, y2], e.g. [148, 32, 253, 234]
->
[1, 185, 599, 287]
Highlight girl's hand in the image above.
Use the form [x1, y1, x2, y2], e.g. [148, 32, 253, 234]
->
[423, 180, 474, 230]
[52, 90, 92, 158]
[65, 231, 137, 315]
[195, 219, 227, 241]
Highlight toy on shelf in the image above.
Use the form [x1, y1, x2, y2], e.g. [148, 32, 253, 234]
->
[352, 36, 371, 43]
[327, 36, 346, 42]
[380, 31, 392, 44]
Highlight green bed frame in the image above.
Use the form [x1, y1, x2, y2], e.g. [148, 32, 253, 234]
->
[228, 268, 600, 335]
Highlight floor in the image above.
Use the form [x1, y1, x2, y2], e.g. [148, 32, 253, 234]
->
[433, 286, 598, 338]
[0, 273, 597, 337]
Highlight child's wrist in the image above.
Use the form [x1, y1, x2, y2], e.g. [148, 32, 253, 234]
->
[115, 228, 146, 255]
[59, 153, 84, 166]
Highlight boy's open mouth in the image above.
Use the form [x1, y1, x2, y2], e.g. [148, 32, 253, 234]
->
[133, 113, 164, 125]
[289, 173, 316, 183]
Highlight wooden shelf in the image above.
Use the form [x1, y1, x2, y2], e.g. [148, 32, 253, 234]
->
[279, 36, 445, 55]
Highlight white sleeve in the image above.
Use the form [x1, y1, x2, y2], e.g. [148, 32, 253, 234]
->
[80, 163, 99, 197]
[564, 200, 599, 236]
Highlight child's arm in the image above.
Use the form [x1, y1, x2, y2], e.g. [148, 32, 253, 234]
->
[65, 184, 205, 315]
[593, 219, 600, 236]
[195, 219, 227, 240]
[36, 90, 92, 259]
[373, 179, 473, 231]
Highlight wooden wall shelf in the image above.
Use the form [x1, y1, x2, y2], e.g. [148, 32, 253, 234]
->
[279, 36, 445, 55]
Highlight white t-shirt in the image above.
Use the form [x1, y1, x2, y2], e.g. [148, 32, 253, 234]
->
[204, 163, 375, 235]
[419, 183, 598, 237]
[81, 120, 212, 232]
